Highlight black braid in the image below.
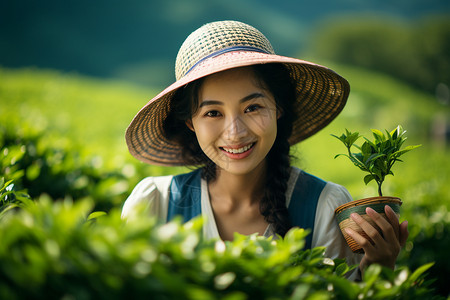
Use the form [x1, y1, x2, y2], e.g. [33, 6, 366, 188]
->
[260, 136, 292, 236]
[252, 64, 296, 237]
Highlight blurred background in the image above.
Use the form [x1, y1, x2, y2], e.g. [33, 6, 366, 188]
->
[1, 0, 449, 297]
[1, 0, 449, 90]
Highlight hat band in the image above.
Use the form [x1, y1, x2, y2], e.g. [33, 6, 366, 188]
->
[183, 45, 271, 78]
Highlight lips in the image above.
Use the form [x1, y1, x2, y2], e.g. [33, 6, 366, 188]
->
[220, 143, 255, 154]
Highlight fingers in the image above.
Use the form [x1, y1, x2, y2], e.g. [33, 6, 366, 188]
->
[364, 207, 398, 245]
[384, 205, 400, 240]
[347, 206, 409, 271]
[399, 220, 409, 247]
[348, 211, 385, 247]
[348, 207, 401, 249]
[345, 227, 375, 252]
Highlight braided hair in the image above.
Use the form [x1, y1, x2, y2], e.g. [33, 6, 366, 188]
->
[252, 64, 295, 236]
[163, 63, 297, 236]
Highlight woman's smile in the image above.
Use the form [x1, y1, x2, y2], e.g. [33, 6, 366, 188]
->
[189, 66, 279, 175]
[220, 142, 256, 159]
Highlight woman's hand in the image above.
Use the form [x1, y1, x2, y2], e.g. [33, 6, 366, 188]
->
[345, 205, 409, 271]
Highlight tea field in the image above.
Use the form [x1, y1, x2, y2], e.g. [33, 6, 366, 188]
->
[1, 66, 449, 297]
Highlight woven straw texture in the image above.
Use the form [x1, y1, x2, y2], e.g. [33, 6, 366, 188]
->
[175, 20, 274, 80]
[126, 21, 350, 166]
[334, 197, 402, 253]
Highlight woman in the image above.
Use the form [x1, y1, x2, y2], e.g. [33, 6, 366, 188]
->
[122, 20, 408, 279]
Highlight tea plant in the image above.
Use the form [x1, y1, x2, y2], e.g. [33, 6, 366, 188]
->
[332, 125, 421, 197]
[0, 196, 439, 299]
[0, 120, 133, 212]
[0, 178, 33, 219]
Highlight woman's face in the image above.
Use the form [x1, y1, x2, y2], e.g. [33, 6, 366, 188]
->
[188, 67, 279, 176]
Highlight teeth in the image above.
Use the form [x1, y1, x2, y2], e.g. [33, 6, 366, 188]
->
[223, 143, 254, 154]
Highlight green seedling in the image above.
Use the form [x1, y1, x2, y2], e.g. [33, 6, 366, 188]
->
[332, 125, 421, 197]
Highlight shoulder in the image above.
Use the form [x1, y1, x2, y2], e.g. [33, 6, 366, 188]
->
[121, 169, 203, 219]
[289, 167, 352, 210]
[121, 174, 174, 219]
[289, 167, 326, 187]
[128, 169, 201, 198]
[320, 181, 353, 210]
[287, 167, 327, 202]
[130, 174, 174, 198]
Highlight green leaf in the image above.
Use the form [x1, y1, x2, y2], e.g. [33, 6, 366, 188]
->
[347, 131, 361, 146]
[408, 262, 434, 283]
[26, 162, 41, 181]
[331, 130, 361, 148]
[373, 167, 383, 181]
[390, 125, 403, 139]
[0, 179, 14, 194]
[362, 138, 377, 151]
[363, 264, 382, 288]
[361, 142, 373, 157]
[365, 153, 385, 165]
[291, 285, 310, 299]
[335, 262, 350, 277]
[334, 153, 349, 160]
[87, 211, 107, 221]
[214, 272, 236, 290]
[364, 174, 376, 185]
[0, 203, 19, 218]
[371, 129, 385, 142]
[331, 133, 345, 143]
[352, 153, 364, 164]
[349, 154, 368, 171]
[392, 145, 422, 158]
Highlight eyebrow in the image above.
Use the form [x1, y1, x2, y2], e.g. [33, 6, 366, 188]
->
[199, 92, 265, 108]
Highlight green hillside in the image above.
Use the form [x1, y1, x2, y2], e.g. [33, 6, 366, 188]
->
[1, 67, 150, 158]
[1, 65, 448, 198]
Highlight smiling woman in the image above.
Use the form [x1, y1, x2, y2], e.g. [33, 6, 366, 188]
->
[161, 62, 298, 240]
[189, 67, 279, 176]
[121, 20, 409, 280]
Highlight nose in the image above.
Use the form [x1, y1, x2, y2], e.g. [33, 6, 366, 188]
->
[224, 116, 248, 141]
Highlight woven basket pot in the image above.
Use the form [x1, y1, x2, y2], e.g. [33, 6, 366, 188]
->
[334, 196, 402, 253]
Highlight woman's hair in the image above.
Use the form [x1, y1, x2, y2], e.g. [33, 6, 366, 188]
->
[163, 63, 297, 236]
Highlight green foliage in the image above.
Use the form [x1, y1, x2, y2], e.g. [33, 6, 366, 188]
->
[332, 126, 421, 196]
[0, 121, 131, 212]
[0, 178, 33, 219]
[309, 15, 450, 93]
[390, 149, 450, 299]
[0, 196, 440, 299]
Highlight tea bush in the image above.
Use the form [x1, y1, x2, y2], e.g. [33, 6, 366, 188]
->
[0, 121, 131, 212]
[0, 187, 440, 299]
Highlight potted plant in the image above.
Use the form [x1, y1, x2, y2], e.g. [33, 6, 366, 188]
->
[332, 125, 421, 253]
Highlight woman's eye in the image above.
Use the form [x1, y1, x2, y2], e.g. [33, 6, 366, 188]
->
[245, 104, 263, 113]
[205, 110, 222, 117]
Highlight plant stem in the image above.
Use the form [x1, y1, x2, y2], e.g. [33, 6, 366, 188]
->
[377, 182, 383, 197]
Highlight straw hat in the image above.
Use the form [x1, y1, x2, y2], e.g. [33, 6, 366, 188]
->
[126, 20, 350, 166]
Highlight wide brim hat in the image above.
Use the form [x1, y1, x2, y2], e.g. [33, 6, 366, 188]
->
[126, 20, 350, 166]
